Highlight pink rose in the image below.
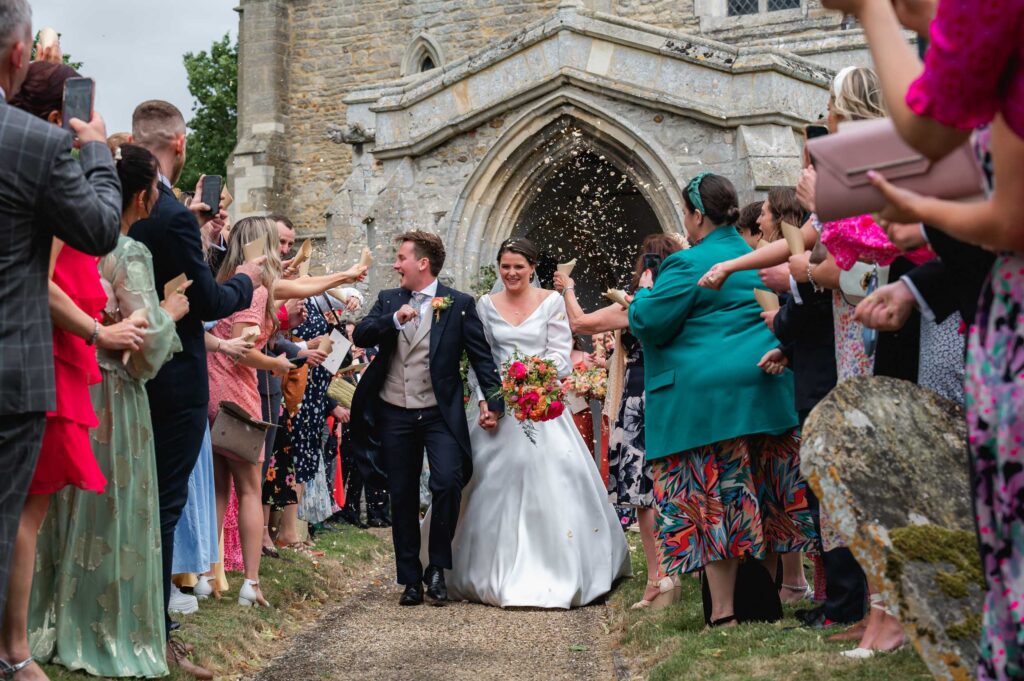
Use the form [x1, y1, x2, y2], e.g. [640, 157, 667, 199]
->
[520, 390, 540, 408]
[546, 400, 564, 419]
[508, 361, 528, 380]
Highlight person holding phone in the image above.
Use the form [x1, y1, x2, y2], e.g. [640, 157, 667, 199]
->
[0, 58, 138, 680]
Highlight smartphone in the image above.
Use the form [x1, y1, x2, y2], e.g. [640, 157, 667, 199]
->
[289, 355, 309, 369]
[805, 124, 829, 140]
[61, 77, 94, 132]
[200, 175, 222, 215]
[643, 253, 662, 282]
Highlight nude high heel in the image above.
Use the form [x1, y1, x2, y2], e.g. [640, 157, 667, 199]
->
[631, 576, 676, 610]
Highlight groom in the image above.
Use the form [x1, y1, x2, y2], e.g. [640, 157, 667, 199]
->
[351, 231, 504, 606]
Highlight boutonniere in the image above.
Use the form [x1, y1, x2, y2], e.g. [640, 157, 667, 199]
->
[431, 295, 453, 321]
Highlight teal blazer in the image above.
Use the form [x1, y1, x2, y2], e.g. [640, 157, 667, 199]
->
[628, 226, 798, 460]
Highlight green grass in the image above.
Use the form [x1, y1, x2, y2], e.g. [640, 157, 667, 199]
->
[610, 535, 933, 680]
[41, 524, 386, 680]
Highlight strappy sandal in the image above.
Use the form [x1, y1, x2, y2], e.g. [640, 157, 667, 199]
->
[840, 595, 907, 659]
[631, 576, 676, 610]
[276, 540, 325, 557]
[708, 614, 738, 628]
[780, 582, 813, 603]
[0, 657, 34, 679]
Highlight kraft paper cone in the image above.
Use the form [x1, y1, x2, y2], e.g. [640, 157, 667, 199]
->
[603, 289, 630, 308]
[243, 238, 263, 263]
[335, 362, 364, 376]
[163, 273, 188, 301]
[298, 259, 310, 277]
[358, 247, 373, 269]
[754, 288, 780, 311]
[291, 240, 312, 269]
[121, 308, 149, 365]
[240, 326, 260, 344]
[39, 27, 58, 49]
[557, 259, 577, 276]
[781, 221, 804, 256]
[320, 336, 334, 356]
[220, 186, 234, 210]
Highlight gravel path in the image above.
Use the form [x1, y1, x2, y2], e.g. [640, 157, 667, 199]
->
[250, 536, 619, 681]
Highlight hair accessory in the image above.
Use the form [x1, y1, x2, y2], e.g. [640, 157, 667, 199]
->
[114, 146, 122, 161]
[686, 172, 711, 215]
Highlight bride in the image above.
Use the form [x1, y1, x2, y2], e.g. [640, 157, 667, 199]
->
[424, 238, 631, 608]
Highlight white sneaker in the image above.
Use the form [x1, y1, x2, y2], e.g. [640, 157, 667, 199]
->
[169, 585, 199, 615]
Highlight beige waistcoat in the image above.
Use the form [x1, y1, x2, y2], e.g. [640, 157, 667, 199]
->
[380, 308, 437, 409]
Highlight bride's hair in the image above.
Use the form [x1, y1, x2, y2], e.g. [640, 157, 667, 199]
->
[496, 237, 539, 266]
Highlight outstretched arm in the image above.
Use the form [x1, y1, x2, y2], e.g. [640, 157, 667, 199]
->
[273, 265, 367, 299]
[699, 220, 817, 289]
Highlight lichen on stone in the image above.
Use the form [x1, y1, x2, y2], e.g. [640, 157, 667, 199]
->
[946, 613, 982, 641]
[888, 524, 983, 595]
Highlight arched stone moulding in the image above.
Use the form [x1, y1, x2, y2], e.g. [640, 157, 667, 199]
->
[400, 32, 446, 77]
[445, 90, 686, 289]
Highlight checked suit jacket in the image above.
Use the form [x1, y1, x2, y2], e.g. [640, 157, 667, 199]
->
[0, 99, 122, 415]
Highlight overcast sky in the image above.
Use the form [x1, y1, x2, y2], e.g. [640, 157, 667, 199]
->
[29, 0, 239, 134]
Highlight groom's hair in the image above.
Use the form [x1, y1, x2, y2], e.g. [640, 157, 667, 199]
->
[396, 230, 445, 276]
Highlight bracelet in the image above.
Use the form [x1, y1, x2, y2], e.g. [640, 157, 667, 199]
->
[562, 287, 574, 296]
[86, 319, 100, 346]
[216, 338, 222, 352]
[807, 264, 824, 294]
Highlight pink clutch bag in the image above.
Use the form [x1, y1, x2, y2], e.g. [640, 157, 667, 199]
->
[807, 118, 986, 223]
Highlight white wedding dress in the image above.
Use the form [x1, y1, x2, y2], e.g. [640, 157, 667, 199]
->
[423, 292, 631, 608]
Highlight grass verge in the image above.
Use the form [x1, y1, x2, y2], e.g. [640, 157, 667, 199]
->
[608, 534, 934, 680]
[41, 524, 387, 680]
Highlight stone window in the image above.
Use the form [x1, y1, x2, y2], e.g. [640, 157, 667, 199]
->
[401, 33, 445, 77]
[728, 0, 800, 14]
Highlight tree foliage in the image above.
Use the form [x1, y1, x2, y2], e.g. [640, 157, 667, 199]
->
[178, 34, 237, 191]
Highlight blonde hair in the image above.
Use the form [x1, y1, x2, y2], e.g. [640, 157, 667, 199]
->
[217, 216, 282, 332]
[831, 66, 886, 122]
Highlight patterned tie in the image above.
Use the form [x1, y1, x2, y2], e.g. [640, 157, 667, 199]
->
[405, 291, 429, 339]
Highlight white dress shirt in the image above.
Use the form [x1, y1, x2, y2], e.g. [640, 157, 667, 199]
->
[393, 279, 439, 329]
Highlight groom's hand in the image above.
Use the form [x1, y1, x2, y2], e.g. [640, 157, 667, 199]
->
[395, 304, 419, 325]
[478, 402, 498, 430]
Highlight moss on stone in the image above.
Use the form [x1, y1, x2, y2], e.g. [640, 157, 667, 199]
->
[889, 524, 984, 596]
[946, 614, 982, 641]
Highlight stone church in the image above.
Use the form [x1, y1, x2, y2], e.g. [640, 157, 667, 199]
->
[230, 0, 871, 304]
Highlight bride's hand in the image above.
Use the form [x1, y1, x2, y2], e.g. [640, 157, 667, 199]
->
[478, 402, 498, 430]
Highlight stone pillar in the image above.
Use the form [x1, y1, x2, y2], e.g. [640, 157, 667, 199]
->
[229, 0, 289, 221]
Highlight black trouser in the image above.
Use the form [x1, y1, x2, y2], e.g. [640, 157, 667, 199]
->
[341, 435, 390, 522]
[378, 402, 464, 585]
[151, 404, 207, 637]
[0, 412, 46, 615]
[260, 389, 283, 481]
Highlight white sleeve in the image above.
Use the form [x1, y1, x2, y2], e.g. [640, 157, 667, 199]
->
[466, 296, 489, 402]
[543, 294, 573, 379]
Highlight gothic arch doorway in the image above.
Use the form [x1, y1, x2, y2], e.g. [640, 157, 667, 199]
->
[445, 95, 685, 301]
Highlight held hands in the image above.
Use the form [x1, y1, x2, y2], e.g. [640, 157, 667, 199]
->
[69, 111, 107, 147]
[218, 336, 254, 359]
[160, 280, 192, 322]
[698, 262, 731, 290]
[297, 347, 328, 367]
[789, 252, 812, 284]
[757, 348, 789, 376]
[758, 264, 791, 293]
[797, 166, 817, 213]
[854, 281, 916, 332]
[97, 316, 149, 351]
[552, 271, 574, 292]
[271, 352, 295, 378]
[236, 256, 267, 287]
[478, 402, 498, 430]
[395, 304, 419, 325]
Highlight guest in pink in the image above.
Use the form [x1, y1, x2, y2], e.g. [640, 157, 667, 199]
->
[205, 216, 292, 608]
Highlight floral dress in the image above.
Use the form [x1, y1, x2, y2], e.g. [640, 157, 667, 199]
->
[606, 332, 653, 510]
[906, 1, 1024, 675]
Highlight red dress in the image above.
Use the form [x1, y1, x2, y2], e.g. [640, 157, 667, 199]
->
[30, 247, 107, 495]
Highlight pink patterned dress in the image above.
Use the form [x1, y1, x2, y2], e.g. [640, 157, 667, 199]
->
[908, 1, 1024, 678]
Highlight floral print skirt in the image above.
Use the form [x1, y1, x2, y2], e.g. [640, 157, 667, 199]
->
[608, 365, 654, 508]
[967, 255, 1024, 681]
[652, 432, 816, 575]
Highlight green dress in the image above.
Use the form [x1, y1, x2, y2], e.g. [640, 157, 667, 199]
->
[29, 235, 181, 678]
[628, 225, 798, 460]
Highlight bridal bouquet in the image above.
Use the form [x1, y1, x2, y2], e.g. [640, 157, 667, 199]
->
[496, 352, 566, 444]
[566, 363, 608, 402]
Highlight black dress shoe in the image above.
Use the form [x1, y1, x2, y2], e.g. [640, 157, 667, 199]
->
[423, 565, 447, 606]
[367, 517, 391, 528]
[399, 583, 423, 606]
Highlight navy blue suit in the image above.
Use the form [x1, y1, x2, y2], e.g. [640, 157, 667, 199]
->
[129, 182, 253, 633]
[351, 282, 503, 584]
